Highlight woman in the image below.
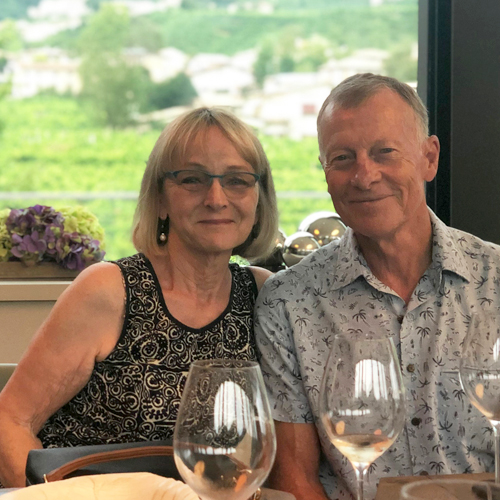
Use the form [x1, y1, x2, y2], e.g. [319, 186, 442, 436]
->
[0, 108, 279, 487]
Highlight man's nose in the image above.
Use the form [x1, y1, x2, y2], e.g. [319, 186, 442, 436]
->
[204, 178, 229, 208]
[351, 152, 381, 190]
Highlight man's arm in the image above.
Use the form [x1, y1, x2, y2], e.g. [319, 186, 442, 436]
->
[268, 421, 329, 500]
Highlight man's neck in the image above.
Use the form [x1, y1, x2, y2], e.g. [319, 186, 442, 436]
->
[355, 215, 433, 305]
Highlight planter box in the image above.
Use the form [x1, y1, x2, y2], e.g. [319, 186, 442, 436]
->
[0, 262, 79, 280]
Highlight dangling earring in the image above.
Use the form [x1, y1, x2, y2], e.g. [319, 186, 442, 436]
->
[251, 222, 260, 240]
[157, 216, 169, 245]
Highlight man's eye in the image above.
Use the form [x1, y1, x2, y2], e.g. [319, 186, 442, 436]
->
[333, 154, 350, 162]
[379, 148, 396, 154]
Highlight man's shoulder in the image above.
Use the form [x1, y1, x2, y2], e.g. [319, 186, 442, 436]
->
[447, 224, 500, 260]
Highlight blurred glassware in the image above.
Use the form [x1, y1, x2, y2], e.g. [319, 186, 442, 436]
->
[459, 312, 500, 483]
[173, 359, 276, 500]
[319, 332, 406, 500]
[298, 211, 346, 246]
[401, 478, 500, 500]
[282, 231, 320, 267]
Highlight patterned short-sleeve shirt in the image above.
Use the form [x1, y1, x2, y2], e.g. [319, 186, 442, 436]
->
[255, 210, 500, 500]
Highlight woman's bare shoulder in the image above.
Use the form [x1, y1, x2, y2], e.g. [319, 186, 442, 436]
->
[246, 265, 273, 291]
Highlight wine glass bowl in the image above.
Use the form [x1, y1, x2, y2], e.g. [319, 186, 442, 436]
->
[459, 312, 500, 482]
[319, 332, 406, 500]
[173, 359, 276, 500]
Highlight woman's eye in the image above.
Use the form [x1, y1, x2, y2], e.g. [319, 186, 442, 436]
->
[181, 176, 203, 184]
[226, 176, 247, 186]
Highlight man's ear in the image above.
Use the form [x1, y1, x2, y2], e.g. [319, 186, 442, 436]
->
[423, 135, 440, 182]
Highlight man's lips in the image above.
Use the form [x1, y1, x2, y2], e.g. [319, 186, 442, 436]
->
[349, 195, 390, 204]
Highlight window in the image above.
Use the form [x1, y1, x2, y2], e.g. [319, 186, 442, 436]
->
[0, 0, 418, 261]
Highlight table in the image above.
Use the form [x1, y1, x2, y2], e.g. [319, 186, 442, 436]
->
[375, 472, 495, 500]
[0, 486, 295, 499]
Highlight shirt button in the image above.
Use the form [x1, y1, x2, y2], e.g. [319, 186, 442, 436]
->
[407, 364, 415, 373]
[411, 417, 422, 426]
[419, 471, 429, 476]
[397, 315, 404, 324]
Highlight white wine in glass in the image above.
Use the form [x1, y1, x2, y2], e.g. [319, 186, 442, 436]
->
[459, 312, 500, 483]
[173, 359, 276, 500]
[319, 332, 406, 500]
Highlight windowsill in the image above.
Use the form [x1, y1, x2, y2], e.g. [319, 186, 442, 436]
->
[0, 281, 71, 301]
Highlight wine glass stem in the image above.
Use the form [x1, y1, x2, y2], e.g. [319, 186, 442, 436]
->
[353, 464, 368, 500]
[494, 423, 500, 483]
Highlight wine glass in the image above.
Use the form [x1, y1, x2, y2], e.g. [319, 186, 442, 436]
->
[459, 312, 500, 483]
[401, 479, 500, 500]
[319, 332, 406, 500]
[173, 359, 277, 500]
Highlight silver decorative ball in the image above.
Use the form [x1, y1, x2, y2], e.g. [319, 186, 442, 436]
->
[298, 211, 346, 246]
[275, 229, 286, 251]
[282, 231, 321, 267]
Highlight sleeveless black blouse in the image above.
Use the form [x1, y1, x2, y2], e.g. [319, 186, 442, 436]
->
[38, 253, 258, 447]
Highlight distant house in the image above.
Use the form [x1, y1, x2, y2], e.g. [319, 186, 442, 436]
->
[186, 52, 255, 108]
[240, 85, 331, 139]
[320, 49, 388, 84]
[9, 49, 81, 99]
[27, 0, 89, 21]
[108, 0, 182, 16]
[141, 47, 189, 83]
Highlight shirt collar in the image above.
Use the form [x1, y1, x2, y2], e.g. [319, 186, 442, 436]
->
[428, 209, 472, 283]
[331, 208, 472, 291]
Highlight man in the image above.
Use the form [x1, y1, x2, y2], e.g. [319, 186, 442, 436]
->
[255, 73, 499, 500]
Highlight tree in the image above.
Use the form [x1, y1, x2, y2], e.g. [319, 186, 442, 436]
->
[253, 41, 275, 88]
[145, 73, 197, 111]
[0, 20, 23, 51]
[383, 42, 417, 83]
[78, 4, 148, 128]
[0, 0, 39, 20]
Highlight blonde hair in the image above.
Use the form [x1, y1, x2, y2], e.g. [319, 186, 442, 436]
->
[132, 107, 278, 261]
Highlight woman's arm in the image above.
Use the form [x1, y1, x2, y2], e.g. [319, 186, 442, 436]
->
[0, 262, 125, 487]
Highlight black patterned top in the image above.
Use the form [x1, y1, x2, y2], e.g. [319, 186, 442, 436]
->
[38, 253, 258, 448]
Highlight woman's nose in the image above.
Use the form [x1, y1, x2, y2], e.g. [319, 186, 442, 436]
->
[204, 178, 229, 208]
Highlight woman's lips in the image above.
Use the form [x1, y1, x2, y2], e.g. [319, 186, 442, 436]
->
[199, 219, 234, 224]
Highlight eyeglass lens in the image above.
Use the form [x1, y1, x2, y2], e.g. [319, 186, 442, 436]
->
[167, 170, 259, 192]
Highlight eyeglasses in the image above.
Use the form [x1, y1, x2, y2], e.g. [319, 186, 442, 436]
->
[163, 170, 260, 193]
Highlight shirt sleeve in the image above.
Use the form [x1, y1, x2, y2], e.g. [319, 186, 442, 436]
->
[254, 277, 313, 424]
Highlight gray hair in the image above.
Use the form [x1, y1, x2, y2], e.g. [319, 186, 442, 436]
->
[317, 73, 429, 142]
[132, 107, 279, 262]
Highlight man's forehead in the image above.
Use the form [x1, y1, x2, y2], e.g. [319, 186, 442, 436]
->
[319, 89, 417, 134]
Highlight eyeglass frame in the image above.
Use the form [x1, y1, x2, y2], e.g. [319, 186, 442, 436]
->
[162, 169, 261, 192]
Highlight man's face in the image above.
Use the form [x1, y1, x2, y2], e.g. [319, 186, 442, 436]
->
[318, 89, 439, 243]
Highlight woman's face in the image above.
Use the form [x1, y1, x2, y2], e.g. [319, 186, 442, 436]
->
[160, 126, 260, 257]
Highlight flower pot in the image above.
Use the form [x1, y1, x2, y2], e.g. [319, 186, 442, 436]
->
[0, 262, 80, 280]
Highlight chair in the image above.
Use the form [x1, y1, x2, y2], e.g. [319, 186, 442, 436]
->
[0, 364, 17, 392]
[26, 440, 179, 485]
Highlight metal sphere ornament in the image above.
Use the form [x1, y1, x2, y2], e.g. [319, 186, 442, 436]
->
[298, 211, 346, 247]
[282, 231, 321, 267]
[250, 229, 287, 272]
